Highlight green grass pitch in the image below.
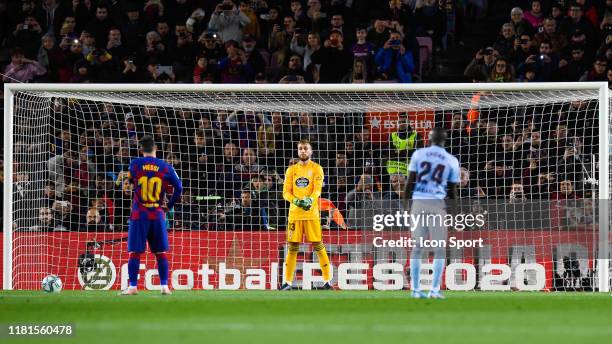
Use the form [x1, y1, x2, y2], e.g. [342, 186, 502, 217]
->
[1, 291, 612, 344]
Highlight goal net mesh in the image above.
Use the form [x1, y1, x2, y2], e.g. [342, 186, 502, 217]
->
[5, 88, 608, 291]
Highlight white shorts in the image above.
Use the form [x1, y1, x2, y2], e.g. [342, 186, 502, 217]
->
[410, 200, 448, 246]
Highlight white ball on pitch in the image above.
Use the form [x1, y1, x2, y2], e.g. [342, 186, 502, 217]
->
[42, 274, 62, 293]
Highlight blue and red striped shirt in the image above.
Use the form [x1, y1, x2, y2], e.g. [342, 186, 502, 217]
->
[128, 157, 183, 221]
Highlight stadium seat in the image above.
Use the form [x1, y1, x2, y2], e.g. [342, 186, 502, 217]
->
[416, 37, 433, 81]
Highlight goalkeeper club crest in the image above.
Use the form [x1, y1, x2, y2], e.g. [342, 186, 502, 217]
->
[295, 177, 309, 188]
[77, 254, 117, 290]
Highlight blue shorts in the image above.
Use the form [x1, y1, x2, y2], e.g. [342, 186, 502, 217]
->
[127, 219, 169, 253]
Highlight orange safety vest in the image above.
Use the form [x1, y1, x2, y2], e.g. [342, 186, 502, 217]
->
[319, 198, 347, 230]
[466, 92, 481, 134]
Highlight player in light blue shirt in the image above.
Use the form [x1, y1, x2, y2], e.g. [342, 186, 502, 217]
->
[404, 127, 459, 299]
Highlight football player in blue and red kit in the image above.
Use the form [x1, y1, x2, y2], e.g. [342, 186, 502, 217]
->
[121, 135, 182, 295]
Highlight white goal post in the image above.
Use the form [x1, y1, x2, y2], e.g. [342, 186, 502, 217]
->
[3, 82, 610, 292]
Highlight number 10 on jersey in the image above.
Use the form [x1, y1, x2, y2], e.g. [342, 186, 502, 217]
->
[138, 176, 162, 202]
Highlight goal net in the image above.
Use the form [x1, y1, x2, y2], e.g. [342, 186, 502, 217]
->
[3, 83, 610, 292]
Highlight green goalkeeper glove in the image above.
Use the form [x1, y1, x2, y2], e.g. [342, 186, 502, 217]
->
[293, 198, 305, 209]
[302, 197, 313, 211]
[292, 198, 312, 211]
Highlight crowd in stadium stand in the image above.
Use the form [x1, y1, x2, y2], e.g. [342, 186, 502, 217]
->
[465, 1, 612, 83]
[0, 0, 604, 231]
[1, 1, 611, 84]
[1, 0, 436, 84]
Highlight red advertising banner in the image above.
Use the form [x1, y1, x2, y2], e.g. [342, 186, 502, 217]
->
[2, 230, 597, 291]
[365, 111, 435, 144]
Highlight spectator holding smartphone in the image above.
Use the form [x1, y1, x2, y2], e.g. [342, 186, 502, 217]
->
[208, 0, 251, 43]
[464, 46, 498, 82]
[3, 47, 46, 82]
[269, 15, 296, 55]
[518, 41, 558, 81]
[322, 14, 354, 47]
[310, 30, 352, 83]
[120, 56, 144, 83]
[186, 8, 207, 38]
[86, 48, 117, 82]
[511, 33, 537, 68]
[199, 31, 225, 66]
[7, 15, 43, 58]
[140, 31, 171, 65]
[374, 30, 415, 83]
[259, 6, 282, 45]
[106, 28, 128, 61]
[367, 16, 391, 50]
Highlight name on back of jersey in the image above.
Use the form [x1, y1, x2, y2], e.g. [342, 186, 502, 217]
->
[425, 151, 448, 160]
[142, 164, 160, 172]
